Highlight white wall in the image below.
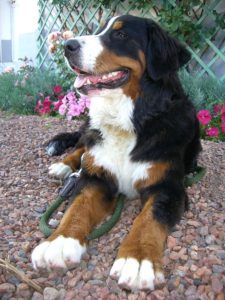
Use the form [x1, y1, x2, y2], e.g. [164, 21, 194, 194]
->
[0, 0, 11, 39]
[0, 0, 39, 66]
[12, 0, 39, 63]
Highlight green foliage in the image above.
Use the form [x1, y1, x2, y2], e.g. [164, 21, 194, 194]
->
[0, 67, 58, 115]
[50, 43, 75, 92]
[49, 0, 225, 49]
[179, 70, 225, 110]
[180, 70, 225, 142]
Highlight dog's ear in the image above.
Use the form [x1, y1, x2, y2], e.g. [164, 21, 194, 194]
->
[146, 21, 191, 80]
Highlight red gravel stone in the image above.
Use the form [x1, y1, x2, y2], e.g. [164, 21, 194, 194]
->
[1, 113, 225, 299]
[211, 277, 224, 294]
[167, 236, 177, 249]
[0, 283, 16, 293]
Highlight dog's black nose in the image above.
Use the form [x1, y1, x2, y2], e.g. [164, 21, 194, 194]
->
[64, 39, 80, 52]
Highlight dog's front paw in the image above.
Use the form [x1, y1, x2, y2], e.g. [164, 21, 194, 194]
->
[48, 162, 72, 178]
[46, 141, 63, 156]
[110, 258, 165, 291]
[31, 236, 86, 271]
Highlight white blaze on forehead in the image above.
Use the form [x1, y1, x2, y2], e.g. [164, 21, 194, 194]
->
[97, 16, 119, 36]
[74, 16, 119, 72]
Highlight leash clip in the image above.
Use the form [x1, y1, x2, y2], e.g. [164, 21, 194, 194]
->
[58, 169, 81, 198]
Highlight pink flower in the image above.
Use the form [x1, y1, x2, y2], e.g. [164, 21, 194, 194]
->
[58, 103, 67, 115]
[58, 92, 89, 119]
[221, 112, 225, 123]
[221, 123, 225, 133]
[213, 104, 222, 115]
[58, 95, 64, 101]
[43, 96, 52, 108]
[197, 110, 212, 125]
[85, 97, 91, 108]
[206, 127, 219, 137]
[53, 85, 62, 94]
[62, 30, 74, 40]
[67, 103, 82, 117]
[41, 106, 51, 114]
[48, 32, 61, 43]
[66, 91, 77, 103]
[34, 100, 42, 113]
[3, 66, 14, 73]
[79, 95, 91, 108]
[54, 100, 63, 111]
[35, 97, 52, 115]
[48, 44, 57, 54]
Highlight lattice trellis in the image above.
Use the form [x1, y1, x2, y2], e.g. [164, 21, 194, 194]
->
[37, 0, 225, 81]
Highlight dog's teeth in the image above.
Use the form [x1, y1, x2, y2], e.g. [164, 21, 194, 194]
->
[87, 79, 91, 84]
[102, 75, 107, 80]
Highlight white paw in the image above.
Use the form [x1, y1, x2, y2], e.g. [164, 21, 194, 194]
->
[46, 144, 56, 156]
[110, 258, 165, 291]
[31, 236, 86, 270]
[48, 162, 72, 178]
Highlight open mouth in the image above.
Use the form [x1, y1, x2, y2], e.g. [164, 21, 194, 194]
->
[72, 66, 130, 93]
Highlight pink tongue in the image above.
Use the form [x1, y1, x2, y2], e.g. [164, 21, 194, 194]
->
[74, 76, 87, 88]
[74, 74, 101, 89]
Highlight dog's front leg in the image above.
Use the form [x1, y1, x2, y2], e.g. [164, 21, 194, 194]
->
[110, 168, 186, 292]
[48, 146, 85, 178]
[32, 183, 116, 271]
[110, 196, 168, 291]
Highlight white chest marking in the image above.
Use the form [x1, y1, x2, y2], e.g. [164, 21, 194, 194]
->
[89, 90, 150, 199]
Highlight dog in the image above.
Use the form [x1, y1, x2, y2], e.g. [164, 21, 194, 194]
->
[32, 15, 201, 291]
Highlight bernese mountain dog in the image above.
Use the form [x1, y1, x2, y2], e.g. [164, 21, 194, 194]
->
[32, 15, 201, 291]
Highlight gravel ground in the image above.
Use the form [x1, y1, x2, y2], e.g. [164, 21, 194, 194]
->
[0, 112, 225, 300]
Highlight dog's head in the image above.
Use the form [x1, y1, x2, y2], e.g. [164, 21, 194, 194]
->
[65, 15, 190, 99]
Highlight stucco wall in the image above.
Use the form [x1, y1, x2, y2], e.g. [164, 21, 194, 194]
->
[0, 0, 38, 67]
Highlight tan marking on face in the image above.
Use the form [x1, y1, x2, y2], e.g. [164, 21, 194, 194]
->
[117, 196, 168, 272]
[62, 147, 85, 171]
[112, 20, 123, 30]
[48, 185, 116, 245]
[134, 161, 170, 191]
[95, 49, 146, 100]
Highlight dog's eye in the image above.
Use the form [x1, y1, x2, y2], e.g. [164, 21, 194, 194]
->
[113, 30, 128, 40]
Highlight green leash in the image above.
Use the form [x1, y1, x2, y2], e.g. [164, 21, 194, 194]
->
[184, 166, 206, 187]
[39, 166, 206, 239]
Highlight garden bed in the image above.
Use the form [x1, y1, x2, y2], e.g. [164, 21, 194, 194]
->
[0, 112, 224, 300]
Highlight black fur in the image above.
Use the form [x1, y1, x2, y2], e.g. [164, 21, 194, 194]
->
[146, 20, 191, 80]
[70, 169, 118, 203]
[48, 15, 201, 230]
[45, 132, 81, 156]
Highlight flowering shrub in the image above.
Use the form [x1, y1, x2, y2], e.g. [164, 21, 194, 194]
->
[58, 92, 90, 120]
[197, 102, 225, 141]
[0, 58, 62, 115]
[43, 30, 90, 120]
[34, 84, 90, 120]
[34, 84, 64, 116]
[3, 66, 14, 73]
[47, 30, 75, 91]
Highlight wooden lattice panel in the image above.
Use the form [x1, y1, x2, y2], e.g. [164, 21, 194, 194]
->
[37, 0, 225, 81]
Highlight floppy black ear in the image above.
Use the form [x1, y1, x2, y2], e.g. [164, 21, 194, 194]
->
[146, 21, 191, 80]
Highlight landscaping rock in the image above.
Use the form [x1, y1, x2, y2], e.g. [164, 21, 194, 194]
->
[0, 112, 225, 299]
